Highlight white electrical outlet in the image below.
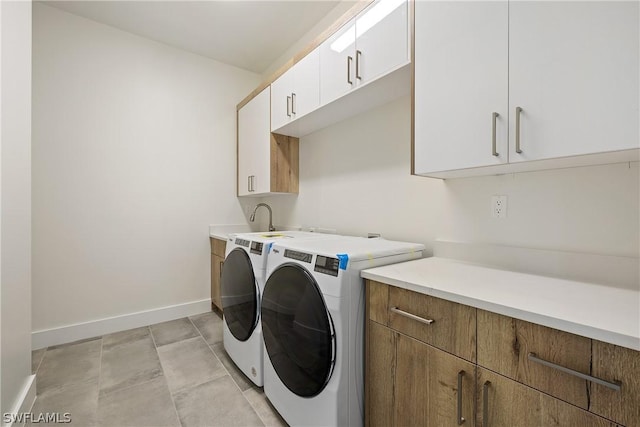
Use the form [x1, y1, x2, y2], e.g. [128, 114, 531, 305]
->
[491, 195, 508, 219]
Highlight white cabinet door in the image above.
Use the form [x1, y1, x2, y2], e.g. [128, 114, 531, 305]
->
[271, 68, 294, 131]
[319, 22, 356, 105]
[354, 0, 409, 85]
[292, 48, 320, 119]
[414, 0, 508, 174]
[508, 1, 639, 163]
[238, 87, 271, 196]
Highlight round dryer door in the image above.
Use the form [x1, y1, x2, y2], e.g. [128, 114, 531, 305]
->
[261, 263, 335, 398]
[221, 248, 259, 342]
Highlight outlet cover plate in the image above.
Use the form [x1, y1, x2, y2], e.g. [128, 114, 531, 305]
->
[492, 195, 508, 219]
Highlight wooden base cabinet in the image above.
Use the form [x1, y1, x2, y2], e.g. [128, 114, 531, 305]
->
[210, 238, 226, 312]
[367, 321, 475, 427]
[365, 280, 639, 427]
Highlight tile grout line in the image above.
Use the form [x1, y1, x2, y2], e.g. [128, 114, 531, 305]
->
[34, 348, 47, 375]
[188, 316, 271, 427]
[95, 337, 103, 424]
[149, 326, 183, 427]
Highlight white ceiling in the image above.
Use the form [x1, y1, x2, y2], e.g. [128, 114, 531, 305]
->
[44, 0, 342, 74]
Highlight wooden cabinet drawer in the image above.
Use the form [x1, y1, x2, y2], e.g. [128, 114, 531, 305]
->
[477, 310, 591, 409]
[387, 285, 476, 362]
[590, 341, 640, 427]
[367, 280, 390, 325]
[477, 368, 616, 427]
[210, 237, 227, 257]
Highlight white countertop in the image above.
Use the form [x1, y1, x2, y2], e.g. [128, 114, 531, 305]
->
[209, 224, 253, 241]
[361, 257, 640, 351]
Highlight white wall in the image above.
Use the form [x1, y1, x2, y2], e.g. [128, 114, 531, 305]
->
[1, 0, 33, 416]
[261, 1, 357, 80]
[32, 4, 260, 337]
[264, 96, 640, 258]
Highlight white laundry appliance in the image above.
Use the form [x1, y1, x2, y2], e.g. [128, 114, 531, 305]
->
[261, 236, 425, 426]
[220, 231, 339, 387]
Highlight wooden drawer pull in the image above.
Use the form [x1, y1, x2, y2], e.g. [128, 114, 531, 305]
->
[390, 307, 434, 325]
[528, 352, 621, 391]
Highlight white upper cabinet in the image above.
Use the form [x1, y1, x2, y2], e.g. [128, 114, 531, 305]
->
[270, 67, 295, 132]
[414, 0, 639, 178]
[238, 87, 271, 196]
[271, 49, 320, 132]
[508, 1, 639, 163]
[414, 1, 508, 174]
[320, 0, 409, 106]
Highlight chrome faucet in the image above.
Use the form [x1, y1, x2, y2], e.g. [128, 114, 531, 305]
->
[249, 203, 275, 232]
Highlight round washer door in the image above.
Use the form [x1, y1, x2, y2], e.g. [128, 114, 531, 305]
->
[261, 263, 335, 398]
[221, 248, 258, 342]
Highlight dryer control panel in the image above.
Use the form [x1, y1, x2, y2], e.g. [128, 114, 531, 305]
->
[314, 256, 339, 277]
[284, 250, 312, 263]
[250, 241, 263, 255]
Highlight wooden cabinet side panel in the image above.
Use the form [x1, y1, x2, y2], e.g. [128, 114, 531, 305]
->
[477, 368, 615, 427]
[389, 286, 476, 362]
[395, 334, 475, 426]
[477, 310, 591, 409]
[591, 341, 640, 427]
[366, 280, 389, 325]
[210, 238, 227, 258]
[211, 254, 224, 312]
[270, 133, 299, 194]
[366, 321, 396, 427]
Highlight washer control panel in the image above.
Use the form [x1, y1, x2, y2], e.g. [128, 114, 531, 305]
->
[250, 241, 263, 255]
[235, 238, 250, 248]
[314, 256, 339, 277]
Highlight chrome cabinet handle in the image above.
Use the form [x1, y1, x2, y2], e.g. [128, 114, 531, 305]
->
[390, 307, 434, 325]
[247, 176, 251, 192]
[457, 370, 466, 425]
[347, 56, 353, 85]
[291, 93, 296, 115]
[219, 261, 224, 279]
[528, 353, 621, 391]
[483, 381, 491, 427]
[248, 175, 255, 192]
[515, 107, 523, 154]
[356, 50, 362, 80]
[492, 112, 499, 156]
[286, 96, 291, 117]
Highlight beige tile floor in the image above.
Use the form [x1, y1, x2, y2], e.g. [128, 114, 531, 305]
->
[30, 312, 288, 427]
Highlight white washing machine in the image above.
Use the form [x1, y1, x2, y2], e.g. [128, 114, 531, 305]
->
[220, 231, 339, 387]
[261, 236, 425, 426]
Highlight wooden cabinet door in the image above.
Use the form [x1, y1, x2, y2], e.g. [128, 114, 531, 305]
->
[238, 87, 270, 196]
[395, 334, 475, 427]
[366, 321, 396, 427]
[590, 341, 640, 427]
[508, 1, 639, 163]
[413, 0, 508, 175]
[271, 67, 294, 131]
[354, 0, 409, 86]
[477, 368, 616, 427]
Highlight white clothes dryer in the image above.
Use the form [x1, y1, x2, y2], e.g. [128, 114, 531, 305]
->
[220, 231, 339, 387]
[261, 236, 424, 426]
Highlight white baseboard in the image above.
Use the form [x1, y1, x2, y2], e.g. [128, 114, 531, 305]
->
[32, 299, 212, 350]
[4, 374, 36, 427]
